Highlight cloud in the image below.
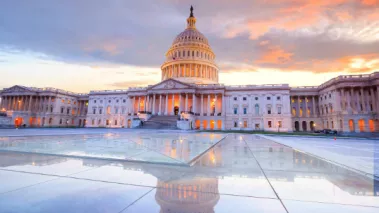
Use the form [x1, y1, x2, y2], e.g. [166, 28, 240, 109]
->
[0, 0, 378, 76]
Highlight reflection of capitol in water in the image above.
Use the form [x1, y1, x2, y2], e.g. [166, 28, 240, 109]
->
[156, 178, 219, 213]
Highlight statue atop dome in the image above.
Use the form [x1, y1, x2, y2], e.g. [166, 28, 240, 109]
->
[190, 5, 194, 17]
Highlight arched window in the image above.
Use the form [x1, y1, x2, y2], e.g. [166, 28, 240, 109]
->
[192, 51, 194, 57]
[255, 104, 259, 115]
[188, 51, 190, 56]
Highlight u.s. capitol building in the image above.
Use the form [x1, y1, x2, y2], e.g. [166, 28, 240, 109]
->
[1, 8, 378, 133]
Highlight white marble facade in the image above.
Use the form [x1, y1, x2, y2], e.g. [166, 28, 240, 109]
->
[0, 9, 378, 133]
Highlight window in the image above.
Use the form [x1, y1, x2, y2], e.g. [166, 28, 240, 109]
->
[108, 100, 111, 103]
[92, 119, 95, 125]
[107, 106, 111, 114]
[243, 121, 248, 128]
[277, 106, 282, 114]
[255, 104, 259, 115]
[93, 109, 96, 114]
[116, 100, 119, 103]
[255, 97, 258, 100]
[329, 94, 331, 98]
[61, 99, 65, 103]
[74, 102, 76, 105]
[268, 121, 272, 128]
[100, 100, 103, 103]
[234, 121, 238, 127]
[234, 108, 238, 114]
[67, 108, 70, 115]
[106, 120, 110, 125]
[277, 96, 280, 100]
[61, 108, 64, 114]
[68, 100, 71, 104]
[278, 121, 282, 128]
[114, 120, 118, 125]
[98, 119, 101, 125]
[59, 119, 62, 124]
[267, 97, 271, 100]
[94, 100, 97, 103]
[243, 97, 247, 101]
[243, 108, 247, 114]
[233, 97, 237, 101]
[267, 106, 271, 114]
[50, 106, 53, 113]
[115, 108, 118, 114]
[99, 109, 102, 114]
[123, 99, 126, 103]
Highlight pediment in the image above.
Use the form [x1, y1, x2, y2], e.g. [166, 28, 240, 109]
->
[148, 79, 193, 90]
[3, 85, 33, 93]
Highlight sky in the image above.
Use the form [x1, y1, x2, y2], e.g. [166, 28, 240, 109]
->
[1, 0, 379, 93]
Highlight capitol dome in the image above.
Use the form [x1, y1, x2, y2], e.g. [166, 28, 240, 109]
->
[161, 6, 219, 84]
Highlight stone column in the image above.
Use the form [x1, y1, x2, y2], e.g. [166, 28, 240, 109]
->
[377, 86, 379, 114]
[185, 93, 188, 111]
[305, 96, 308, 117]
[221, 95, 225, 116]
[137, 96, 141, 113]
[297, 96, 300, 117]
[193, 93, 196, 114]
[178, 93, 182, 114]
[365, 88, 370, 112]
[159, 94, 162, 115]
[207, 94, 211, 116]
[201, 94, 204, 116]
[311, 96, 315, 116]
[165, 94, 169, 115]
[214, 94, 218, 116]
[370, 87, 376, 112]
[27, 96, 32, 112]
[152, 94, 156, 115]
[132, 97, 136, 114]
[360, 87, 365, 112]
[171, 94, 175, 115]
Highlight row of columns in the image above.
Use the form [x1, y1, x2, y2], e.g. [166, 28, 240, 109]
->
[0, 95, 53, 113]
[0, 95, 87, 116]
[292, 96, 318, 117]
[130, 93, 224, 116]
[337, 86, 379, 114]
[162, 63, 218, 82]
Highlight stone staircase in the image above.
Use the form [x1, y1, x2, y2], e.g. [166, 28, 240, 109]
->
[139, 115, 179, 129]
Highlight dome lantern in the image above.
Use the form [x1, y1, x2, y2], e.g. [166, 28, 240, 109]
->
[187, 5, 196, 29]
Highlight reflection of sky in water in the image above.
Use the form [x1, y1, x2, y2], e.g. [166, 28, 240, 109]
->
[0, 132, 226, 165]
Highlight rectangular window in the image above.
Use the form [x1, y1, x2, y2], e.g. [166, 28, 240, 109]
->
[61, 108, 64, 114]
[115, 108, 118, 114]
[93, 109, 96, 114]
[234, 121, 238, 127]
[243, 121, 247, 128]
[67, 109, 70, 115]
[234, 108, 238, 114]
[255, 97, 258, 100]
[243, 97, 247, 101]
[267, 97, 271, 100]
[50, 107, 53, 113]
[277, 96, 280, 100]
[233, 97, 237, 101]
[243, 108, 247, 114]
[268, 121, 272, 128]
[278, 121, 282, 128]
[99, 109, 102, 114]
[267, 107, 271, 114]
[277, 107, 281, 114]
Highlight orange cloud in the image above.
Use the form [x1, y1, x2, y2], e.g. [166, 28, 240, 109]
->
[256, 45, 293, 64]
